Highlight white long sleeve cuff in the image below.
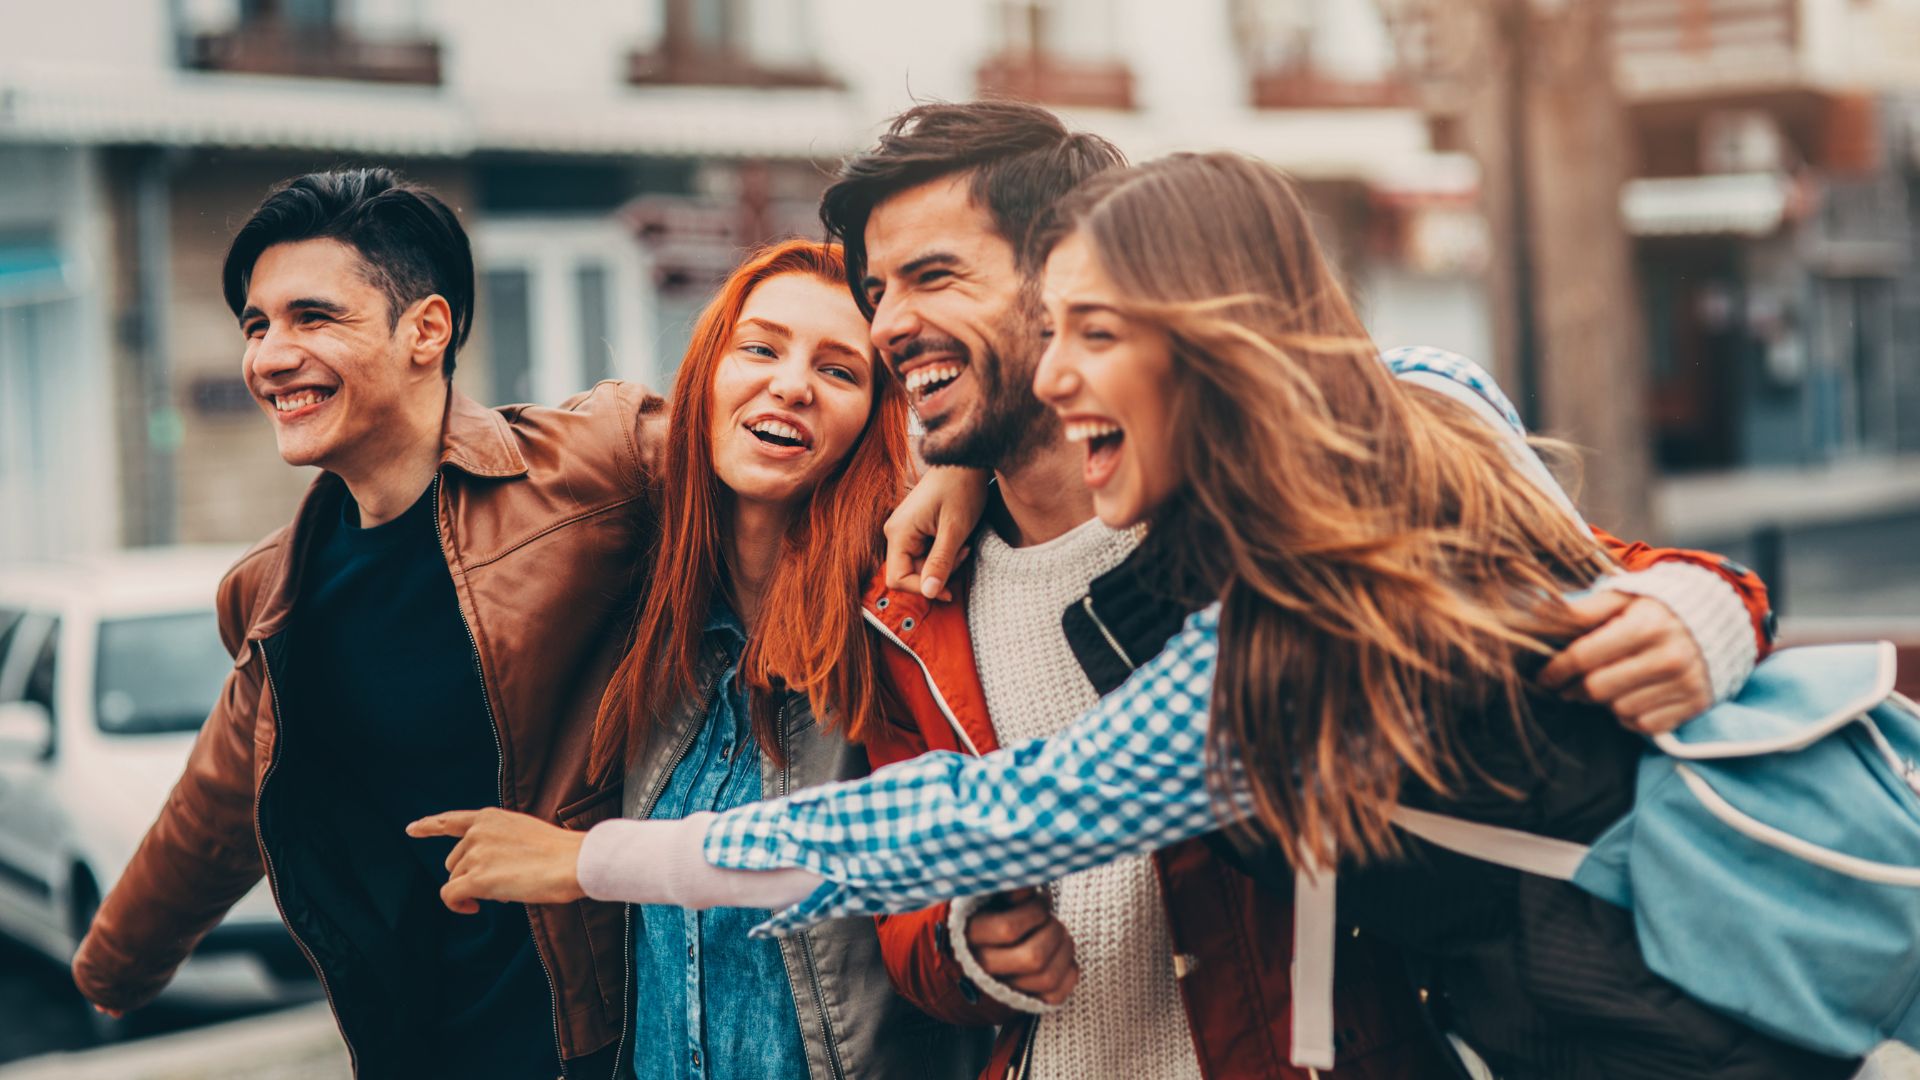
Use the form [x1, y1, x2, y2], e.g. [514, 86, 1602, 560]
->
[1597, 561, 1758, 703]
[577, 813, 823, 910]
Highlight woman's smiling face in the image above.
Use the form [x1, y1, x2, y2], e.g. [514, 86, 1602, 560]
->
[708, 272, 878, 511]
[1033, 231, 1182, 529]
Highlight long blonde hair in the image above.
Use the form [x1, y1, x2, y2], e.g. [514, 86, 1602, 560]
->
[1036, 153, 1614, 868]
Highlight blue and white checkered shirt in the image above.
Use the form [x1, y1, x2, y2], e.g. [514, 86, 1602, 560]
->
[705, 348, 1534, 935]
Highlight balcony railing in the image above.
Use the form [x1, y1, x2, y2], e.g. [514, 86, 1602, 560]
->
[975, 50, 1135, 110]
[1249, 65, 1409, 110]
[1614, 0, 1800, 97]
[186, 20, 441, 85]
[626, 46, 838, 89]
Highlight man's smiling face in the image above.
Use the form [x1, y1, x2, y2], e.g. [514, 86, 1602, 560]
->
[239, 238, 433, 472]
[861, 176, 1056, 470]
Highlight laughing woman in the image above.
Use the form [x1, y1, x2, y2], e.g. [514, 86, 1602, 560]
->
[412, 240, 982, 1080]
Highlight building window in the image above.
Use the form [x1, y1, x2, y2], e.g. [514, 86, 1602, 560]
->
[628, 0, 838, 88]
[474, 221, 656, 406]
[975, 0, 1135, 110]
[182, 0, 443, 85]
[1235, 0, 1407, 109]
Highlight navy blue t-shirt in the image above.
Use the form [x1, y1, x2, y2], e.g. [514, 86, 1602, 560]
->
[283, 484, 558, 1077]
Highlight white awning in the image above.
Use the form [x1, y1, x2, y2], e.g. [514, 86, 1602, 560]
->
[1621, 173, 1792, 237]
[0, 67, 868, 159]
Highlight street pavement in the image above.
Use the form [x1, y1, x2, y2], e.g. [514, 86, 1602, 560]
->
[0, 1000, 1914, 1079]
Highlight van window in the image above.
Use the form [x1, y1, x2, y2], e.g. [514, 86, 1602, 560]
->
[94, 611, 227, 735]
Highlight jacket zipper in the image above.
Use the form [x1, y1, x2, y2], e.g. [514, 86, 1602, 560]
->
[430, 472, 569, 1076]
[608, 903, 633, 1080]
[1079, 596, 1135, 669]
[254, 644, 359, 1076]
[777, 699, 848, 1080]
[858, 608, 982, 757]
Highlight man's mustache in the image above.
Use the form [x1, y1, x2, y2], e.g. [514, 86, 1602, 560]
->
[889, 334, 971, 368]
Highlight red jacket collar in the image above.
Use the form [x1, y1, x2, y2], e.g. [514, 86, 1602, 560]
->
[860, 569, 1001, 757]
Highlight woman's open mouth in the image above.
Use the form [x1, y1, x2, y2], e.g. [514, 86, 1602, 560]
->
[746, 417, 812, 457]
[1064, 418, 1125, 489]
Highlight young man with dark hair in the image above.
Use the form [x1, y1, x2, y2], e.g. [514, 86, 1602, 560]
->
[836, 102, 1778, 1078]
[71, 168, 659, 1079]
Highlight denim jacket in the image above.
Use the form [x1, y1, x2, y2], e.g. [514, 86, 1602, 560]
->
[623, 639, 988, 1080]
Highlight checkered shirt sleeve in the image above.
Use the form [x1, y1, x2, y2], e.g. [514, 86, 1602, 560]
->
[705, 605, 1239, 935]
[1380, 345, 1527, 434]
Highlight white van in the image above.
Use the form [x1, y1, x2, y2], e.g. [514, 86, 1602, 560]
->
[0, 548, 316, 1019]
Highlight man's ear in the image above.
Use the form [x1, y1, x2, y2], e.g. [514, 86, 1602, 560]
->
[403, 295, 454, 374]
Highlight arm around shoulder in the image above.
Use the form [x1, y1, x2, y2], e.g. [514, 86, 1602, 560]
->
[558, 379, 670, 493]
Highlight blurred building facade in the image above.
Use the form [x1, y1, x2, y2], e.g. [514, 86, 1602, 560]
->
[1617, 0, 1920, 474]
[0, 0, 1479, 559]
[1605, 0, 1920, 558]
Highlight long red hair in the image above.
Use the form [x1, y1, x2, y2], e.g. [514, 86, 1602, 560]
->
[589, 240, 910, 780]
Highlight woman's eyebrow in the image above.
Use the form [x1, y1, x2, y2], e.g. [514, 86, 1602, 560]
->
[816, 337, 866, 362]
[737, 316, 793, 337]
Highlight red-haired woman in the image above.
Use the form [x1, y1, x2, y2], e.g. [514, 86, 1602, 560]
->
[412, 240, 983, 1080]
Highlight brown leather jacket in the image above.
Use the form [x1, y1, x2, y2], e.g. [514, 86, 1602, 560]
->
[72, 384, 666, 1078]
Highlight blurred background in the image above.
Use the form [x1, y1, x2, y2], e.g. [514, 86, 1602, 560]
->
[0, 0, 1916, 1076]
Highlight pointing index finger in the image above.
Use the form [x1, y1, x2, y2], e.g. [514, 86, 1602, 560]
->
[406, 810, 480, 839]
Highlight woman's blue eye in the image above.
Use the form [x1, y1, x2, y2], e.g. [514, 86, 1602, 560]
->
[742, 343, 777, 359]
[825, 366, 858, 384]
[1038, 327, 1056, 341]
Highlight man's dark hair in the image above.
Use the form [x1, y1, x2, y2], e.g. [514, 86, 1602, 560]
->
[222, 168, 475, 377]
[820, 101, 1126, 314]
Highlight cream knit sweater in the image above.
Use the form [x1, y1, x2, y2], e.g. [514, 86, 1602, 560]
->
[958, 518, 1204, 1080]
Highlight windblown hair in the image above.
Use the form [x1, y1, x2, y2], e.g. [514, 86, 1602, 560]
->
[1034, 153, 1616, 868]
[820, 100, 1126, 315]
[588, 240, 910, 781]
[222, 168, 474, 377]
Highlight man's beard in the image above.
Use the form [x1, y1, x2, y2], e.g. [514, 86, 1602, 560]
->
[917, 302, 1058, 473]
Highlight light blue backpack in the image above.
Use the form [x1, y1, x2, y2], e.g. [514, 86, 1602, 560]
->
[1288, 641, 1920, 1069]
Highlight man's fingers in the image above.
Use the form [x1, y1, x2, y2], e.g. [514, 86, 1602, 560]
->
[966, 898, 1052, 948]
[440, 873, 481, 915]
[406, 810, 480, 839]
[1611, 681, 1708, 733]
[882, 525, 930, 593]
[977, 919, 1071, 980]
[444, 830, 482, 876]
[1540, 600, 1663, 689]
[1578, 639, 1698, 706]
[919, 498, 974, 598]
[1562, 590, 1633, 631]
[1634, 702, 1704, 737]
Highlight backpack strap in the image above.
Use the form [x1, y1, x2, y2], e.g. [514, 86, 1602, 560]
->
[1292, 858, 1338, 1070]
[1389, 806, 1591, 880]
[1286, 809, 1592, 1070]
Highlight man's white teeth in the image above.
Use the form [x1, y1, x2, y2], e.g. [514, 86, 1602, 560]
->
[750, 419, 806, 444]
[273, 390, 331, 412]
[1064, 420, 1122, 444]
[904, 364, 963, 394]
